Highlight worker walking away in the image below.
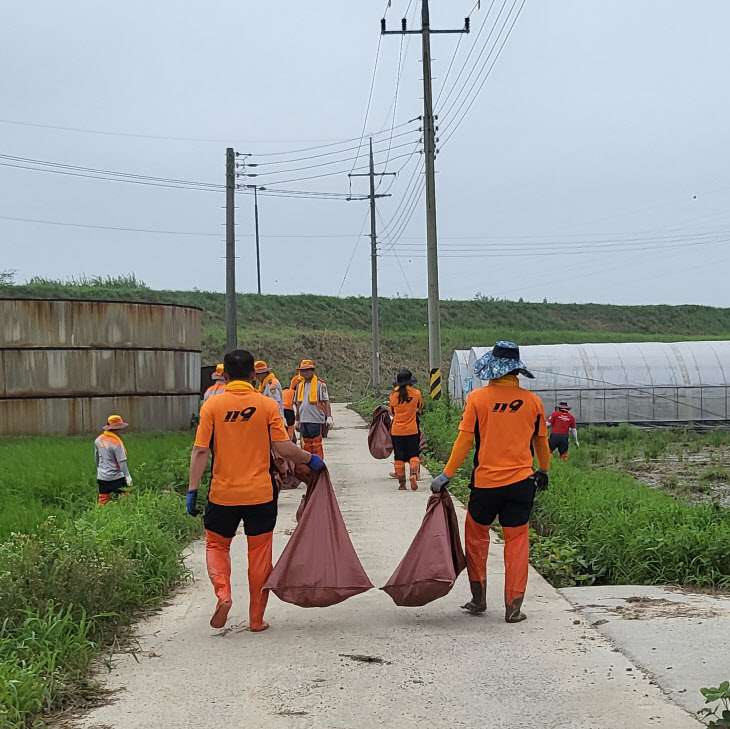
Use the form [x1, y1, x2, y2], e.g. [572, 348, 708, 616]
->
[294, 359, 332, 458]
[547, 401, 579, 461]
[388, 369, 424, 491]
[430, 342, 550, 624]
[255, 361, 284, 416]
[282, 384, 297, 442]
[187, 350, 325, 632]
[95, 415, 133, 505]
[204, 363, 227, 402]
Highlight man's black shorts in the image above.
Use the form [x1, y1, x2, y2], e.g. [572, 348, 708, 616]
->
[204, 499, 278, 538]
[98, 477, 128, 495]
[549, 433, 570, 455]
[300, 422, 323, 439]
[391, 433, 420, 462]
[284, 408, 296, 427]
[467, 478, 537, 528]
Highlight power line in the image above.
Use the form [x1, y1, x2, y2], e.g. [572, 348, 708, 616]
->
[376, 207, 414, 296]
[246, 127, 419, 166]
[337, 210, 371, 297]
[440, 0, 527, 146]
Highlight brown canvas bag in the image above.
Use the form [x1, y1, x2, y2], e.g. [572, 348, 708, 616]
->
[381, 490, 466, 607]
[368, 406, 393, 459]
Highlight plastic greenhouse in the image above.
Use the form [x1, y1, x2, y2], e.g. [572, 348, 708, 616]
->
[458, 341, 730, 425]
[448, 350, 471, 406]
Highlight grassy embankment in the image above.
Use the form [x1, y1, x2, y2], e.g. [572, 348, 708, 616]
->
[5, 275, 730, 400]
[0, 433, 202, 728]
[352, 395, 730, 591]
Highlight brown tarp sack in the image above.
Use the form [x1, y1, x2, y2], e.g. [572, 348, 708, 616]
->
[271, 451, 309, 491]
[419, 431, 427, 453]
[381, 490, 466, 607]
[368, 406, 393, 459]
[266, 468, 374, 608]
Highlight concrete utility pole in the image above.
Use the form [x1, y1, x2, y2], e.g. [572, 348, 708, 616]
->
[382, 1, 469, 400]
[349, 138, 395, 387]
[225, 147, 237, 352]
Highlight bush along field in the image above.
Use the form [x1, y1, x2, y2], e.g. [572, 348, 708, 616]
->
[0, 433, 202, 728]
[352, 396, 730, 591]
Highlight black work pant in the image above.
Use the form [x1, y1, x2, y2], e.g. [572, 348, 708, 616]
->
[467, 477, 537, 528]
[204, 499, 278, 538]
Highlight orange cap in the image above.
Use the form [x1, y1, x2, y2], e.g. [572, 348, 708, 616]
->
[254, 360, 271, 373]
[104, 414, 129, 430]
[297, 359, 315, 371]
[212, 363, 225, 382]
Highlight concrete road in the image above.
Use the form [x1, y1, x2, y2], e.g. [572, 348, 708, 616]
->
[73, 405, 700, 729]
[562, 584, 730, 717]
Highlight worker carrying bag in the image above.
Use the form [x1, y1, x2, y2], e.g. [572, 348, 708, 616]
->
[265, 468, 374, 608]
[381, 489, 466, 607]
[270, 451, 308, 490]
[368, 406, 393, 460]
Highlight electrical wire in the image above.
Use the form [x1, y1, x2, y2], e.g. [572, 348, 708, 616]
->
[438, 0, 515, 129]
[246, 127, 419, 166]
[376, 207, 414, 295]
[337, 210, 371, 297]
[349, 34, 384, 175]
[440, 0, 527, 146]
[435, 0, 499, 113]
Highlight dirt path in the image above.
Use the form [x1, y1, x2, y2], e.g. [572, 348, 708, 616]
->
[73, 405, 700, 729]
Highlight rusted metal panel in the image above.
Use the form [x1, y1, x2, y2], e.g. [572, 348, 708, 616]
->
[1, 299, 201, 351]
[1, 350, 200, 397]
[0, 395, 200, 436]
[0, 299, 201, 435]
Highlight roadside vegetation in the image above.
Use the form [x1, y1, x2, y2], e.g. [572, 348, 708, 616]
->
[5, 274, 730, 400]
[352, 396, 730, 590]
[0, 433, 202, 728]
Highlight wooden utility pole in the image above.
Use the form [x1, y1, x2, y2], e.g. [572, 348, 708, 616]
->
[382, 1, 469, 399]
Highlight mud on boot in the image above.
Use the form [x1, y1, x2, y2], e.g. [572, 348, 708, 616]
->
[460, 580, 487, 614]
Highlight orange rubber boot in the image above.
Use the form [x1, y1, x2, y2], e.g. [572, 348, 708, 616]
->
[206, 530, 233, 629]
[247, 532, 273, 632]
[463, 512, 490, 613]
[302, 436, 324, 458]
[409, 457, 420, 490]
[560, 452, 569, 462]
[503, 524, 530, 623]
[394, 460, 407, 490]
[97, 493, 111, 505]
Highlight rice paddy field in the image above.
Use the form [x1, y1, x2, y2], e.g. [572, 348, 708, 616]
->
[0, 432, 202, 728]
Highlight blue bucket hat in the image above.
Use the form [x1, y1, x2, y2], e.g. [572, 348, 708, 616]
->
[474, 341, 535, 381]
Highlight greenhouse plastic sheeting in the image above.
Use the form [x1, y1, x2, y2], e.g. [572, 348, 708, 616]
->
[462, 341, 730, 424]
[447, 350, 471, 405]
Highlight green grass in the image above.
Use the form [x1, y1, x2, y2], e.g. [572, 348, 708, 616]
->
[0, 432, 202, 728]
[362, 395, 730, 590]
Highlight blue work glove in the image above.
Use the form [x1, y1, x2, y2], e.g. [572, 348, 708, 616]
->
[186, 489, 200, 516]
[308, 454, 325, 472]
[533, 469, 549, 492]
[430, 472, 451, 493]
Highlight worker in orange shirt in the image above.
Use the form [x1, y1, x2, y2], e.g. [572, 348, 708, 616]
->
[431, 342, 550, 624]
[254, 361, 284, 416]
[204, 364, 226, 402]
[388, 369, 424, 491]
[188, 349, 325, 632]
[294, 359, 332, 458]
[282, 385, 297, 442]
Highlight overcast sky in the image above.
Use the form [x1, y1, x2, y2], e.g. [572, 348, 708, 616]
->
[2, 1, 730, 306]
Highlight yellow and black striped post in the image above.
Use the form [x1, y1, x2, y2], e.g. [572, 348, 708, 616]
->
[430, 368, 442, 400]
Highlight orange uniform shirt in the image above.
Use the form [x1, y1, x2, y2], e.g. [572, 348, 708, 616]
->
[459, 376, 547, 488]
[282, 388, 295, 411]
[194, 381, 289, 506]
[388, 386, 424, 436]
